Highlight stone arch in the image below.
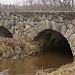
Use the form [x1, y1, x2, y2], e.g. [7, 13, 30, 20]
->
[0, 26, 13, 38]
[33, 29, 74, 61]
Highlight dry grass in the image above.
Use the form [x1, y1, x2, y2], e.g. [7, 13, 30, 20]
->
[0, 35, 37, 59]
[35, 60, 75, 75]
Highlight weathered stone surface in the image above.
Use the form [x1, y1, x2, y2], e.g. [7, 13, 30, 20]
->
[29, 21, 34, 27]
[48, 15, 53, 21]
[59, 16, 63, 23]
[25, 25, 30, 30]
[42, 15, 46, 20]
[71, 47, 75, 56]
[69, 34, 75, 47]
[45, 19, 50, 29]
[64, 28, 74, 39]
[72, 18, 75, 25]
[69, 34, 75, 42]
[64, 19, 68, 25]
[73, 26, 75, 33]
[67, 23, 73, 29]
[51, 20, 57, 31]
[61, 25, 67, 35]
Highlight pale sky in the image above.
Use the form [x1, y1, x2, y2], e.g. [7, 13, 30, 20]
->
[0, 0, 24, 4]
[0, 0, 74, 5]
[0, 0, 39, 5]
[0, 0, 38, 5]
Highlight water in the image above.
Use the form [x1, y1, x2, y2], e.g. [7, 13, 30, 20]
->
[0, 52, 73, 75]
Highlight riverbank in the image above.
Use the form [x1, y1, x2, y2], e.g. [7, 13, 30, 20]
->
[35, 59, 75, 75]
[0, 36, 75, 75]
[0, 35, 38, 60]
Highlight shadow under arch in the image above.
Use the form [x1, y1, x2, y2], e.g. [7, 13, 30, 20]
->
[0, 26, 13, 38]
[33, 29, 74, 63]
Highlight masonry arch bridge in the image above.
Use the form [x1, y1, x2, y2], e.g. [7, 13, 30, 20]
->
[0, 12, 75, 56]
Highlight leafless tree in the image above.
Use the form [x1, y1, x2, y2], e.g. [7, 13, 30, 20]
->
[0, 0, 75, 12]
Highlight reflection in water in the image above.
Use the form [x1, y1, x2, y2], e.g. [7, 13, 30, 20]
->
[0, 51, 73, 75]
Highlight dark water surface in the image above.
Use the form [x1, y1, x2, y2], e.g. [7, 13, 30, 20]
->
[0, 52, 73, 75]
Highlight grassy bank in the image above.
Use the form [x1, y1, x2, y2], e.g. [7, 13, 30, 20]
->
[0, 35, 37, 60]
[35, 59, 75, 75]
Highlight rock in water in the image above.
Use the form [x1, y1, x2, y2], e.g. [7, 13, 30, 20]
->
[33, 29, 74, 61]
[0, 26, 13, 38]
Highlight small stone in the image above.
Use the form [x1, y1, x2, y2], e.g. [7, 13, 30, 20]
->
[25, 24, 30, 30]
[13, 56, 17, 59]
[67, 24, 73, 29]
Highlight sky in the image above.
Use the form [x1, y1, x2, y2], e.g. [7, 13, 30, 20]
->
[0, 0, 74, 5]
[0, 0, 40, 5]
[0, 0, 23, 5]
[0, 0, 39, 5]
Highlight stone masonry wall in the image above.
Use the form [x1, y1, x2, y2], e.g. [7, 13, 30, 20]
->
[0, 12, 75, 55]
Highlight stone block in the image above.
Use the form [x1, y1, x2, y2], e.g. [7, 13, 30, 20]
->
[64, 28, 74, 39]
[61, 25, 67, 35]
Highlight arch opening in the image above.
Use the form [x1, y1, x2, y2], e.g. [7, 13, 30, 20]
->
[33, 29, 74, 62]
[0, 26, 13, 38]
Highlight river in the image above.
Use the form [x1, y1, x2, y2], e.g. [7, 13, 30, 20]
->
[0, 52, 73, 75]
